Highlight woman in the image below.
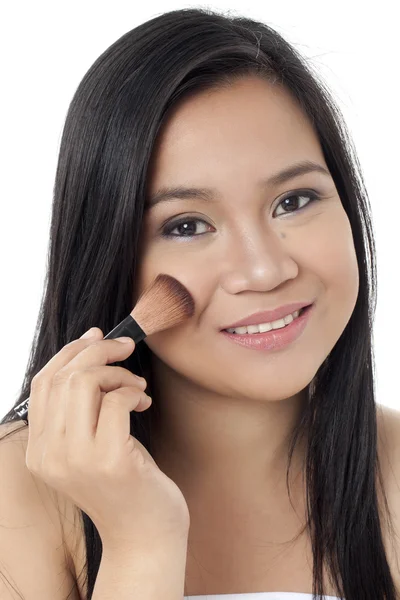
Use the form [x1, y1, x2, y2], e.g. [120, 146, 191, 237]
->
[0, 7, 398, 600]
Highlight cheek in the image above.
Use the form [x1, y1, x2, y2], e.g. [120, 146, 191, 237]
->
[307, 206, 359, 356]
[132, 233, 212, 308]
[314, 208, 359, 301]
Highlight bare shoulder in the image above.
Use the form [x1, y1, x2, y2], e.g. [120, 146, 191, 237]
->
[376, 403, 400, 474]
[376, 403, 400, 502]
[0, 421, 87, 600]
[375, 403, 400, 586]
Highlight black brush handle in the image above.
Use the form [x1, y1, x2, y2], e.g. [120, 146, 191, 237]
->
[13, 315, 146, 423]
[103, 315, 146, 343]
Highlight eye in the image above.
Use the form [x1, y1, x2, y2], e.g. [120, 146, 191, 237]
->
[274, 190, 321, 217]
[160, 216, 213, 239]
[160, 190, 322, 239]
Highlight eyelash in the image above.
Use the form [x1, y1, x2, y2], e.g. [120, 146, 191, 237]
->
[160, 189, 322, 239]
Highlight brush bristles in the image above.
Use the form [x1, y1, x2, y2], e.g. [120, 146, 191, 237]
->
[132, 274, 195, 336]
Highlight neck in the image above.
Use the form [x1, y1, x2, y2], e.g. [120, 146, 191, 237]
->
[148, 355, 310, 504]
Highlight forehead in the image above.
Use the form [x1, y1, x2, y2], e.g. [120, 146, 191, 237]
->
[147, 77, 323, 195]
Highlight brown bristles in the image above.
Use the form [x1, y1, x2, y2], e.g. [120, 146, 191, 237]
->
[131, 274, 195, 336]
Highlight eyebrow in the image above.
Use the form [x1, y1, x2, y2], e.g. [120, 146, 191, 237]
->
[145, 160, 331, 210]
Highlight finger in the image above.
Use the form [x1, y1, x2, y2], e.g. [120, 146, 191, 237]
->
[37, 336, 141, 439]
[27, 328, 105, 437]
[95, 387, 151, 448]
[58, 337, 138, 378]
[43, 358, 147, 439]
[59, 366, 147, 446]
[45, 336, 140, 433]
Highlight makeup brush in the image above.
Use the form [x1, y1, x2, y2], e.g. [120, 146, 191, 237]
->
[13, 274, 195, 422]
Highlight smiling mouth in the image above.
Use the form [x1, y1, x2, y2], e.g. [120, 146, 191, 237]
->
[221, 305, 312, 333]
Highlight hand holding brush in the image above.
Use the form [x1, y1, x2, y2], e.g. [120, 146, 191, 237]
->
[17, 274, 194, 552]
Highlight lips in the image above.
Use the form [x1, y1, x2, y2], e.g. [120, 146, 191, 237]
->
[223, 306, 307, 332]
[221, 301, 314, 331]
[221, 302, 314, 351]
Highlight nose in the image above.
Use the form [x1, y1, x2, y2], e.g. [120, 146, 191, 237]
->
[218, 227, 299, 294]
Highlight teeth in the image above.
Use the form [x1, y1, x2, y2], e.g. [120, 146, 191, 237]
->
[226, 309, 301, 334]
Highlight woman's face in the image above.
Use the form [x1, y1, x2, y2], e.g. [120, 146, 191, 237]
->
[134, 76, 359, 404]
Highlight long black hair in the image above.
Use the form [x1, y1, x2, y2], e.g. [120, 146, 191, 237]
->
[1, 7, 397, 600]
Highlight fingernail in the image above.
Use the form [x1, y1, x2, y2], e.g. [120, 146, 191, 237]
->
[115, 336, 133, 344]
[80, 327, 97, 339]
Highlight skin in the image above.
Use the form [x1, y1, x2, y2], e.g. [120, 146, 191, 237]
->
[133, 75, 359, 520]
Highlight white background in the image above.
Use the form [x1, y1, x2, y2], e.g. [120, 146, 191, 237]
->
[1, 1, 398, 416]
